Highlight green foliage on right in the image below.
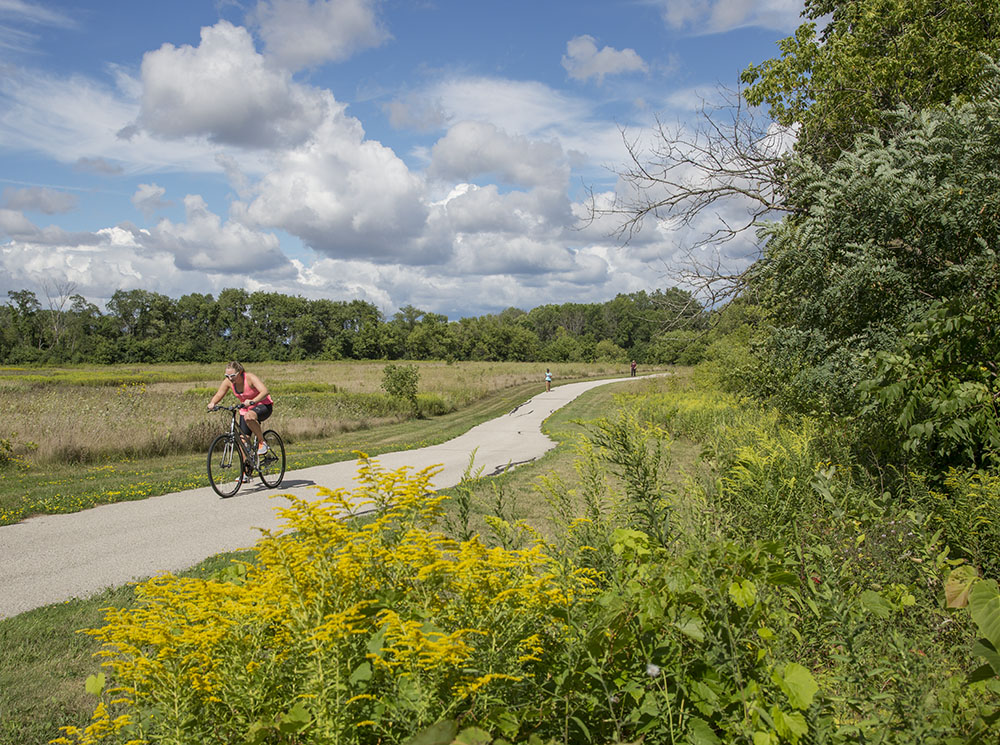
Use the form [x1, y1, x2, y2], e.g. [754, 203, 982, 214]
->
[742, 0, 1000, 162]
[740, 62, 1000, 473]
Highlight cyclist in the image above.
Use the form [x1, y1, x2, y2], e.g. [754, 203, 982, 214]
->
[207, 361, 274, 455]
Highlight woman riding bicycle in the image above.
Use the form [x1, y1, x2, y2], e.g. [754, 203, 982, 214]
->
[207, 362, 273, 455]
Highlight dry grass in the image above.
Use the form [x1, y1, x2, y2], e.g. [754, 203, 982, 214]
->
[0, 360, 641, 465]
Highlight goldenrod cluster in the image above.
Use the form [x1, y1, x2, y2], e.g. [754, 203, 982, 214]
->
[57, 456, 597, 744]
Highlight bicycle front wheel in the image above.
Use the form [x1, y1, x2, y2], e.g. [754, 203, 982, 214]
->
[258, 430, 286, 488]
[208, 434, 245, 498]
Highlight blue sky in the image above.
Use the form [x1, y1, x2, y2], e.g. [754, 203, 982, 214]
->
[0, 0, 806, 319]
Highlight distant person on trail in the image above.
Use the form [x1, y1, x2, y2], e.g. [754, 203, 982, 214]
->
[208, 362, 274, 455]
[545, 369, 552, 392]
[630, 360, 637, 377]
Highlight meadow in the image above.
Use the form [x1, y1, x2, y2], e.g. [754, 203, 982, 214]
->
[2, 368, 998, 744]
[0, 360, 629, 464]
[0, 360, 632, 524]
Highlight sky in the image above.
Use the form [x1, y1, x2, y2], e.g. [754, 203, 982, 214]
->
[0, 0, 807, 320]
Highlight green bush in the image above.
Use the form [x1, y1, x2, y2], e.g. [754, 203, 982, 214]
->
[381, 363, 419, 408]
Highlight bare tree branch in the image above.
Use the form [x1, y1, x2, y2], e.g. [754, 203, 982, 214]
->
[588, 85, 794, 306]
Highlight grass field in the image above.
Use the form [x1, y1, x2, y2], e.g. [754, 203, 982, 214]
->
[0, 372, 685, 745]
[0, 360, 645, 524]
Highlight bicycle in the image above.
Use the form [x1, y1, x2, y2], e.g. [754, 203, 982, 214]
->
[207, 404, 286, 498]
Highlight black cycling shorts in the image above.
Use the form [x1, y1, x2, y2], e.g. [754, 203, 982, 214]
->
[240, 403, 273, 435]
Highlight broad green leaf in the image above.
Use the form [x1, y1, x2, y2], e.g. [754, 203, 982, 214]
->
[970, 579, 1000, 648]
[772, 706, 808, 743]
[278, 702, 311, 734]
[349, 661, 372, 686]
[685, 716, 722, 745]
[768, 570, 800, 586]
[967, 662, 997, 684]
[779, 662, 818, 710]
[246, 721, 270, 745]
[674, 617, 706, 643]
[753, 731, 777, 745]
[971, 641, 1000, 675]
[404, 720, 459, 745]
[944, 565, 980, 608]
[859, 590, 892, 619]
[84, 672, 105, 696]
[455, 727, 493, 745]
[729, 579, 757, 608]
[367, 627, 387, 656]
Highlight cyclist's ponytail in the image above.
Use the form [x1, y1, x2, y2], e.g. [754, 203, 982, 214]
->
[227, 361, 245, 374]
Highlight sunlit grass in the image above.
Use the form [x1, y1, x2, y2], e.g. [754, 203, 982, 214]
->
[0, 362, 657, 525]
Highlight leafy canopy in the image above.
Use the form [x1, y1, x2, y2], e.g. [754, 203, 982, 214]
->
[748, 64, 1000, 421]
[742, 0, 1000, 162]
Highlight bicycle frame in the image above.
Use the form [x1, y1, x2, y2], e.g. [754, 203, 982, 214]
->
[218, 405, 257, 468]
[208, 404, 285, 498]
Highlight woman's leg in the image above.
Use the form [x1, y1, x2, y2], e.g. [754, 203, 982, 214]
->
[243, 410, 265, 444]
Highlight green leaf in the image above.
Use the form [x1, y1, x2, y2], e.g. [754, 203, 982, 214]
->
[674, 617, 706, 643]
[768, 570, 800, 587]
[772, 706, 808, 743]
[944, 565, 980, 608]
[972, 640, 1000, 674]
[569, 716, 591, 740]
[967, 662, 997, 684]
[349, 661, 372, 686]
[367, 626, 387, 656]
[246, 721, 271, 745]
[455, 727, 493, 745]
[84, 672, 105, 696]
[685, 716, 722, 745]
[729, 579, 757, 608]
[778, 663, 818, 711]
[859, 590, 892, 619]
[278, 702, 311, 734]
[404, 720, 459, 745]
[970, 579, 1000, 649]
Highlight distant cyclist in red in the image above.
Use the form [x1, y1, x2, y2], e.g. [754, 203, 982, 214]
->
[207, 361, 273, 454]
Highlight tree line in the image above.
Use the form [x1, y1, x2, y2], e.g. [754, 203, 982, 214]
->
[0, 286, 708, 366]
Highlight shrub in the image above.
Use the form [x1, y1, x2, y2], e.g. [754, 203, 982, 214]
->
[381, 363, 419, 408]
[59, 458, 600, 745]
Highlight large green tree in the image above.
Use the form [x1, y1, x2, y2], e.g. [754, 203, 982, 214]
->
[747, 66, 1000, 445]
[742, 0, 1000, 163]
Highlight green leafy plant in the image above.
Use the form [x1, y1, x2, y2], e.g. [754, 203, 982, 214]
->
[382, 363, 420, 410]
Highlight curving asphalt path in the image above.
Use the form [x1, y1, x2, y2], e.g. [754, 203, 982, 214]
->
[0, 376, 653, 619]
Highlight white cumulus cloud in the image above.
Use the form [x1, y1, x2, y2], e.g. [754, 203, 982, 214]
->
[251, 0, 390, 70]
[240, 111, 430, 261]
[148, 194, 294, 275]
[562, 35, 648, 84]
[657, 0, 805, 34]
[138, 21, 330, 148]
[429, 121, 569, 189]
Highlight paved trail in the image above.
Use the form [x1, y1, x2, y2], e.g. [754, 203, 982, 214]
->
[0, 376, 652, 619]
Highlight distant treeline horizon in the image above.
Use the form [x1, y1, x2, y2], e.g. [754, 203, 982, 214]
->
[1, 286, 709, 365]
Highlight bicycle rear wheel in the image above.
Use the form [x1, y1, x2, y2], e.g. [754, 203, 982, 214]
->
[258, 430, 285, 488]
[208, 434, 244, 498]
